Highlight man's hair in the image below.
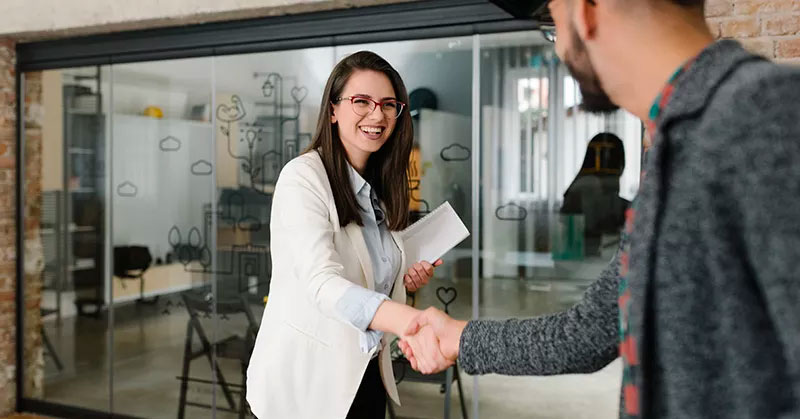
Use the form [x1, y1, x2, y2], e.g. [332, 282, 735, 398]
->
[662, 0, 705, 8]
[669, 0, 706, 7]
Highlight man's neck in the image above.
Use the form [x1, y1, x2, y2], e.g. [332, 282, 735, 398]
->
[608, 19, 714, 122]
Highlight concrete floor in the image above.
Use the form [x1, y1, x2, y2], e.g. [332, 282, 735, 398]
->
[33, 265, 622, 419]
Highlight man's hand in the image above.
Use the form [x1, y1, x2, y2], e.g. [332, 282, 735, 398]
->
[401, 324, 449, 374]
[404, 259, 443, 292]
[399, 307, 467, 374]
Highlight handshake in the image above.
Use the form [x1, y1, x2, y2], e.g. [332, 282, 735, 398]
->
[397, 307, 469, 375]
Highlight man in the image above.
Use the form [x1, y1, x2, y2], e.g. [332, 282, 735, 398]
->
[400, 0, 800, 418]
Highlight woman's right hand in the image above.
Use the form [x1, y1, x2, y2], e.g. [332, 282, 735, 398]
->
[404, 259, 443, 292]
[401, 322, 450, 375]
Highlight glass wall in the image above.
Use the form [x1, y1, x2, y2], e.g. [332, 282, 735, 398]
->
[24, 66, 112, 410]
[22, 30, 640, 419]
[336, 36, 476, 419]
[476, 31, 639, 419]
[107, 57, 217, 418]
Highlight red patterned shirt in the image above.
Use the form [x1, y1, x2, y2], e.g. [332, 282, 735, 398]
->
[619, 59, 696, 417]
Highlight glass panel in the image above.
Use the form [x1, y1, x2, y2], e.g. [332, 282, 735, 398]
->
[109, 57, 215, 418]
[24, 66, 111, 412]
[336, 37, 475, 419]
[477, 31, 641, 419]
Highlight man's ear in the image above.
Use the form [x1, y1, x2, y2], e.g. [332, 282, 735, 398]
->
[573, 0, 599, 41]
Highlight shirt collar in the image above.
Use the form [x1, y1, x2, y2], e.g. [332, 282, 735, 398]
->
[647, 40, 762, 136]
[347, 163, 370, 197]
[645, 58, 696, 135]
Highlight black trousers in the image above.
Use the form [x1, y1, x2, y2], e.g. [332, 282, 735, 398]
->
[346, 357, 386, 419]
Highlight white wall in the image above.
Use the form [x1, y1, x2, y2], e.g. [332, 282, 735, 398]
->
[112, 114, 214, 261]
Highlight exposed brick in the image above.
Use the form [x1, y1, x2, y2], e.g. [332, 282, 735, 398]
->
[0, 37, 14, 417]
[707, 17, 724, 38]
[763, 15, 800, 36]
[776, 57, 800, 66]
[776, 37, 800, 58]
[735, 0, 800, 15]
[706, 0, 734, 17]
[720, 16, 761, 38]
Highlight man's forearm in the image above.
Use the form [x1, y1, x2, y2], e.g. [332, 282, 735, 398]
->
[457, 253, 622, 376]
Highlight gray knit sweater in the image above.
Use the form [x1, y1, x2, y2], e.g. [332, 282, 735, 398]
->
[459, 40, 800, 419]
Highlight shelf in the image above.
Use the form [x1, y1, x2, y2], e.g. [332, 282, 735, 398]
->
[41, 225, 96, 235]
[69, 258, 96, 272]
[115, 113, 212, 127]
[69, 147, 95, 155]
[66, 108, 103, 116]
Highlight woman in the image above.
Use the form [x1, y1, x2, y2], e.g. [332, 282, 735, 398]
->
[560, 132, 630, 256]
[247, 51, 446, 419]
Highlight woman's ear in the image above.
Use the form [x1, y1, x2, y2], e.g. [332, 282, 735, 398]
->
[330, 104, 338, 124]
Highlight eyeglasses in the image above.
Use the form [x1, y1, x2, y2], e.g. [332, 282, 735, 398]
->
[334, 95, 406, 119]
[541, 26, 556, 43]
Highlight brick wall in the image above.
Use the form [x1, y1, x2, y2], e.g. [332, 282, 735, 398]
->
[0, 39, 44, 416]
[707, 0, 800, 64]
[22, 70, 45, 401]
[0, 37, 18, 417]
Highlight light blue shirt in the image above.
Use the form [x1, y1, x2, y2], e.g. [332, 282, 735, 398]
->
[334, 164, 402, 354]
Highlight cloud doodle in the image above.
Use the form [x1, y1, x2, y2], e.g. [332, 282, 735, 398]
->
[495, 203, 527, 221]
[440, 143, 471, 162]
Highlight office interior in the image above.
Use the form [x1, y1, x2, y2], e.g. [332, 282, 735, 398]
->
[21, 28, 643, 419]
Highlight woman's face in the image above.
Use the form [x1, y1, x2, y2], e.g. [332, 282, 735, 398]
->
[331, 69, 398, 168]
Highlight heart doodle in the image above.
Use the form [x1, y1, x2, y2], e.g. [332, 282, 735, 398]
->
[291, 86, 308, 103]
[436, 286, 457, 307]
[216, 95, 246, 123]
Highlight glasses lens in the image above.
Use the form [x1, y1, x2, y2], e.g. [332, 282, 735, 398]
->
[382, 101, 403, 119]
[542, 28, 556, 43]
[350, 97, 374, 116]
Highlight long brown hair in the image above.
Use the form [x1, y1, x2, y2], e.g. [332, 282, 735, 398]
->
[305, 51, 412, 231]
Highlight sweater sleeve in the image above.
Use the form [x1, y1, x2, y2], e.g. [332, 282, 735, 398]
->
[458, 252, 621, 376]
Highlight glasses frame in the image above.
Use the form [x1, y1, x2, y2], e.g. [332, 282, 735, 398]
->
[540, 26, 556, 43]
[334, 95, 406, 119]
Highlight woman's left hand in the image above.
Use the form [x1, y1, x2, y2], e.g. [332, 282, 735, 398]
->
[404, 259, 443, 292]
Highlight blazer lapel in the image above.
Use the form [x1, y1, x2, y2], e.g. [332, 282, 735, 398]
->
[344, 223, 375, 290]
[390, 230, 407, 302]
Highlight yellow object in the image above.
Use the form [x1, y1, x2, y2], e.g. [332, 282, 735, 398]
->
[408, 147, 422, 211]
[263, 296, 269, 305]
[143, 106, 163, 119]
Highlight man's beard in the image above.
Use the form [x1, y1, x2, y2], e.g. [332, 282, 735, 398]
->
[563, 26, 619, 114]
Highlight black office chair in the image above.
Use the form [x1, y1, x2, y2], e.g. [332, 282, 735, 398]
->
[113, 245, 156, 303]
[388, 286, 468, 419]
[176, 290, 259, 419]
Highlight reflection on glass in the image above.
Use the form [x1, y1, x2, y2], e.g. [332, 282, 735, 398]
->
[26, 66, 111, 411]
[560, 133, 630, 258]
[478, 31, 640, 419]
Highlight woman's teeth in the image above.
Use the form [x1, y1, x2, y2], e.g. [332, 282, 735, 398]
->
[361, 127, 383, 134]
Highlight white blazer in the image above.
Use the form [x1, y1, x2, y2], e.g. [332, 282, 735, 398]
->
[247, 150, 408, 419]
